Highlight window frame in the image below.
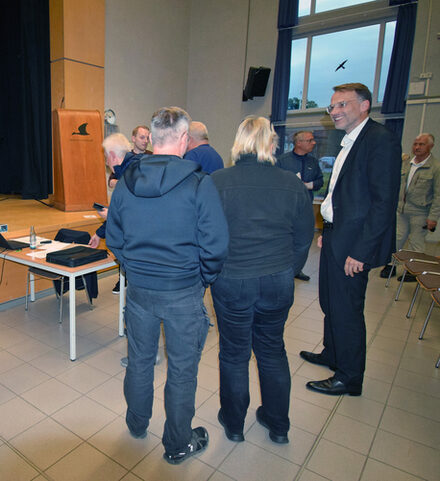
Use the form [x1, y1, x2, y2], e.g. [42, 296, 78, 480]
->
[288, 0, 398, 113]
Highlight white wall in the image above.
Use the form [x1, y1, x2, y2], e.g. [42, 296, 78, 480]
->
[402, 0, 439, 157]
[105, 0, 278, 162]
[105, 0, 191, 140]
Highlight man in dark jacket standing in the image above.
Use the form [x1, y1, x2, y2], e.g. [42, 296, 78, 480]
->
[277, 130, 324, 281]
[106, 107, 229, 464]
[300, 83, 401, 396]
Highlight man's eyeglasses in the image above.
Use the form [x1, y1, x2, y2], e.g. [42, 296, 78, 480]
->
[326, 99, 358, 114]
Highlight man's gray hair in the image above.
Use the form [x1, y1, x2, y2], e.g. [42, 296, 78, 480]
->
[293, 130, 313, 145]
[102, 133, 131, 158]
[418, 132, 435, 146]
[150, 107, 191, 147]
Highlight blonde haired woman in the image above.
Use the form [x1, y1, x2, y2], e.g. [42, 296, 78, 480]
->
[211, 117, 314, 444]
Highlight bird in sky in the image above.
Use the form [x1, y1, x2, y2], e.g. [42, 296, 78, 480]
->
[335, 59, 348, 72]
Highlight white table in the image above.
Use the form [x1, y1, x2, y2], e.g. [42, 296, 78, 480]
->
[1, 247, 125, 360]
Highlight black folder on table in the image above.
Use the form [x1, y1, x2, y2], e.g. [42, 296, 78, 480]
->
[46, 245, 108, 267]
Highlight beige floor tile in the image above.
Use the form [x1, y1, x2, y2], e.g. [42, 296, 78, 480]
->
[337, 395, 385, 427]
[82, 325, 120, 346]
[284, 337, 317, 356]
[133, 442, 214, 481]
[0, 327, 31, 349]
[0, 349, 24, 374]
[218, 441, 299, 481]
[0, 383, 16, 405]
[10, 417, 82, 470]
[394, 368, 440, 398]
[370, 429, 440, 481]
[56, 362, 111, 393]
[200, 344, 219, 368]
[82, 345, 126, 375]
[307, 439, 366, 481]
[370, 335, 406, 356]
[0, 397, 46, 440]
[57, 335, 104, 359]
[0, 363, 50, 395]
[45, 442, 127, 481]
[29, 348, 77, 377]
[246, 421, 316, 465]
[361, 459, 427, 481]
[88, 417, 161, 469]
[0, 444, 40, 481]
[380, 405, 440, 449]
[51, 396, 117, 439]
[399, 354, 440, 378]
[387, 385, 440, 421]
[32, 324, 71, 348]
[284, 325, 323, 344]
[197, 362, 220, 392]
[361, 376, 392, 404]
[5, 337, 54, 362]
[120, 473, 144, 481]
[323, 413, 376, 455]
[376, 324, 410, 341]
[364, 358, 398, 383]
[366, 346, 402, 367]
[292, 316, 324, 334]
[208, 472, 236, 481]
[87, 377, 126, 414]
[21, 377, 81, 415]
[291, 398, 331, 435]
[297, 470, 330, 481]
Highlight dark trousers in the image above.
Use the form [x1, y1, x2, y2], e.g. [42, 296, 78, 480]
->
[124, 281, 209, 454]
[319, 228, 368, 388]
[211, 268, 293, 435]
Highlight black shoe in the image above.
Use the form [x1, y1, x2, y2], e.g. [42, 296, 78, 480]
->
[380, 264, 396, 278]
[295, 271, 310, 281]
[112, 281, 120, 294]
[306, 376, 361, 396]
[217, 410, 244, 442]
[163, 427, 209, 465]
[397, 273, 417, 282]
[256, 406, 289, 444]
[299, 351, 336, 371]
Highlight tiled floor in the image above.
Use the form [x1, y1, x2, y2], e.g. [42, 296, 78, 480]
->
[1, 238, 439, 481]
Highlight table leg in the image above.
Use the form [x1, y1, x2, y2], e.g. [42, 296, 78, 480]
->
[30, 271, 35, 302]
[119, 270, 126, 336]
[69, 275, 77, 361]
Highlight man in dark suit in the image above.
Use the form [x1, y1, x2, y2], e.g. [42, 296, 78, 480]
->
[300, 83, 401, 396]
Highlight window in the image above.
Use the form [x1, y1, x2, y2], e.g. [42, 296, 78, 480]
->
[289, 0, 397, 110]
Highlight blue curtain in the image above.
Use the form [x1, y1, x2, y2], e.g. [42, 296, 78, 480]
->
[271, 0, 299, 154]
[382, 2, 418, 139]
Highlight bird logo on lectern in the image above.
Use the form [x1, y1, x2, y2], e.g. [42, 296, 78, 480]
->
[72, 123, 90, 136]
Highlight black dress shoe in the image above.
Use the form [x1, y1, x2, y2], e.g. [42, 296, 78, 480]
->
[299, 351, 336, 371]
[397, 273, 417, 282]
[380, 264, 396, 278]
[256, 406, 288, 444]
[217, 410, 244, 442]
[306, 377, 362, 396]
[295, 271, 310, 281]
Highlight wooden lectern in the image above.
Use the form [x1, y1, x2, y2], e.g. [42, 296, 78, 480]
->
[52, 109, 108, 211]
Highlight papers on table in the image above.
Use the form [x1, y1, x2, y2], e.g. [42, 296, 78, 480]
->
[11, 236, 73, 259]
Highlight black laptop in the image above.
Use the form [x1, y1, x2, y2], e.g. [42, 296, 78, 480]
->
[0, 233, 30, 250]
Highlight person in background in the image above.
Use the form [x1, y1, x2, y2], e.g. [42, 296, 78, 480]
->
[106, 107, 229, 464]
[211, 116, 314, 444]
[184, 121, 224, 173]
[380, 133, 439, 281]
[300, 83, 401, 396]
[277, 130, 324, 281]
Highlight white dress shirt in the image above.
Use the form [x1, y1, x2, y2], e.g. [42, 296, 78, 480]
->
[321, 118, 369, 222]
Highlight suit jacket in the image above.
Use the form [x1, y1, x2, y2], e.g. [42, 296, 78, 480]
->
[329, 119, 402, 269]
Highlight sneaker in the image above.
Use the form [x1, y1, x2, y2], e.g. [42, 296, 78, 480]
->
[163, 426, 209, 465]
[380, 264, 396, 278]
[120, 356, 128, 368]
[112, 281, 120, 294]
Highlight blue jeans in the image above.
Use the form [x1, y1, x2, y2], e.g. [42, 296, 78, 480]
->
[124, 281, 209, 454]
[211, 268, 294, 435]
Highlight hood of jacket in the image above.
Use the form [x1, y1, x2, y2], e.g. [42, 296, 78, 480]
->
[124, 155, 201, 198]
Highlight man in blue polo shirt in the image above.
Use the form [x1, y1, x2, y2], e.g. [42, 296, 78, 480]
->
[184, 121, 224, 173]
